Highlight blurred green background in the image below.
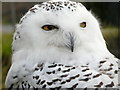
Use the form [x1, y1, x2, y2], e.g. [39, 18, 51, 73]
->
[1, 2, 120, 88]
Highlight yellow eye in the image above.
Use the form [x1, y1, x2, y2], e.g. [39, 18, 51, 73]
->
[41, 25, 58, 31]
[80, 22, 86, 28]
[42, 26, 49, 31]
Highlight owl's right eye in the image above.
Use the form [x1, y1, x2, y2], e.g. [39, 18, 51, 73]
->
[41, 25, 59, 31]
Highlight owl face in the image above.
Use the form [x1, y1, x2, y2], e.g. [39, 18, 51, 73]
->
[16, 0, 106, 54]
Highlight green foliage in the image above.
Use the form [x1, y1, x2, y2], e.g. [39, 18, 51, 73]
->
[2, 32, 13, 88]
[2, 33, 13, 56]
[102, 26, 119, 58]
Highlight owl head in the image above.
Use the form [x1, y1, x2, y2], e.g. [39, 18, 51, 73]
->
[12, 0, 112, 63]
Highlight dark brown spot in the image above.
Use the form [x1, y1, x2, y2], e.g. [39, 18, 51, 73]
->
[48, 64, 57, 68]
[46, 72, 52, 74]
[69, 74, 80, 80]
[81, 65, 88, 67]
[107, 67, 113, 71]
[82, 68, 89, 72]
[99, 65, 102, 68]
[47, 82, 53, 85]
[65, 65, 72, 67]
[58, 68, 61, 71]
[19, 20, 23, 24]
[61, 81, 66, 84]
[114, 70, 118, 74]
[94, 82, 103, 87]
[60, 74, 68, 78]
[93, 74, 102, 78]
[41, 80, 45, 85]
[37, 63, 43, 68]
[95, 88, 99, 90]
[56, 8, 59, 10]
[99, 60, 106, 64]
[100, 68, 113, 72]
[84, 73, 92, 77]
[15, 36, 17, 40]
[68, 7, 70, 9]
[105, 57, 109, 59]
[42, 84, 46, 88]
[22, 84, 24, 89]
[52, 79, 61, 82]
[70, 4, 73, 6]
[110, 63, 114, 67]
[13, 75, 18, 79]
[86, 63, 89, 65]
[24, 83, 26, 86]
[105, 82, 114, 87]
[46, 8, 49, 11]
[36, 79, 41, 85]
[109, 76, 114, 79]
[66, 79, 71, 82]
[40, 67, 43, 71]
[58, 64, 63, 66]
[83, 87, 87, 90]
[23, 75, 26, 78]
[62, 69, 70, 73]
[64, 3, 67, 6]
[22, 81, 24, 84]
[33, 76, 39, 80]
[28, 84, 30, 88]
[117, 83, 120, 86]
[17, 32, 20, 34]
[79, 78, 91, 82]
[71, 83, 78, 88]
[35, 68, 39, 71]
[71, 67, 75, 70]
[53, 70, 55, 74]
[29, 8, 37, 13]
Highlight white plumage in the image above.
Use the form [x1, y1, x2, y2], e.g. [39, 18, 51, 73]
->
[5, 0, 119, 89]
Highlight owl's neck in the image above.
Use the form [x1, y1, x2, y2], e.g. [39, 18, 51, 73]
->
[12, 43, 113, 66]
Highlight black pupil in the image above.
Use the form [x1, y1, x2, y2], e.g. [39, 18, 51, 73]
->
[48, 25, 55, 30]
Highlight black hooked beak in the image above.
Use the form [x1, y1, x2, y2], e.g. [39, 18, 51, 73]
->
[66, 33, 74, 52]
[70, 36, 74, 52]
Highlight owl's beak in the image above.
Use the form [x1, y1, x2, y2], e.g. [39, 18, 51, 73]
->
[70, 37, 74, 52]
[66, 33, 74, 52]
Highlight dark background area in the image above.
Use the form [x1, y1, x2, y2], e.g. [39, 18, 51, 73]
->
[2, 2, 120, 26]
[85, 2, 119, 27]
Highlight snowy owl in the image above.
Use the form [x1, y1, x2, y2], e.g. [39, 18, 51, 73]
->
[5, 0, 119, 89]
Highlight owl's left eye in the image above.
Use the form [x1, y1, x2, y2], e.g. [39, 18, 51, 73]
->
[80, 22, 86, 28]
[41, 25, 59, 31]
